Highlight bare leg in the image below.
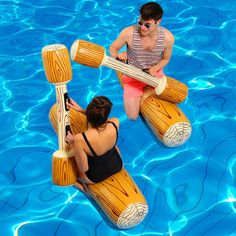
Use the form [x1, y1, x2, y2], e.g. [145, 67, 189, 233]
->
[74, 172, 93, 196]
[124, 96, 142, 120]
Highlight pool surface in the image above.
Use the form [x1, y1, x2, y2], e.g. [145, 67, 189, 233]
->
[0, 0, 236, 235]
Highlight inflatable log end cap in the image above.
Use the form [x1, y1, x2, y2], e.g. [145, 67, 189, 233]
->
[70, 40, 79, 61]
[163, 122, 192, 147]
[117, 202, 148, 229]
[42, 44, 66, 52]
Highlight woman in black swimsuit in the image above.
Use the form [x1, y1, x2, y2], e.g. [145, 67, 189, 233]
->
[66, 96, 123, 192]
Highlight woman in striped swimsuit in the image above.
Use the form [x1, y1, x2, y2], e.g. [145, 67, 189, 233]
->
[109, 2, 175, 120]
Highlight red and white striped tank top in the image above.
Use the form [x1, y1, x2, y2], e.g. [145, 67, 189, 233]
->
[127, 25, 165, 70]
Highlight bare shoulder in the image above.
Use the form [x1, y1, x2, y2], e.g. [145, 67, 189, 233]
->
[74, 133, 84, 147]
[164, 28, 175, 45]
[120, 26, 134, 39]
[108, 117, 120, 128]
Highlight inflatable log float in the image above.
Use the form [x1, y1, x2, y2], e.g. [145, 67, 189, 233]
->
[70, 39, 188, 104]
[42, 44, 148, 229]
[117, 72, 192, 147]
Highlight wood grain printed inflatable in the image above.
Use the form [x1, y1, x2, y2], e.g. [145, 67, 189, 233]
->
[42, 44, 148, 229]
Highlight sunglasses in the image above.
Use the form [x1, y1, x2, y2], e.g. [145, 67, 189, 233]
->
[138, 19, 158, 29]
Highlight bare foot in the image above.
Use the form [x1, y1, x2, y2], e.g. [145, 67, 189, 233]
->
[74, 181, 88, 195]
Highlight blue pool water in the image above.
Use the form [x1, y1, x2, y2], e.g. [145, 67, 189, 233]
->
[0, 0, 236, 235]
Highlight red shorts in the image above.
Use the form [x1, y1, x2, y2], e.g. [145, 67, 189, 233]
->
[122, 70, 165, 97]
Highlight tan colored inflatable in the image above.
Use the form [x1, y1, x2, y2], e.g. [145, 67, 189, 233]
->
[42, 44, 148, 229]
[42, 44, 77, 185]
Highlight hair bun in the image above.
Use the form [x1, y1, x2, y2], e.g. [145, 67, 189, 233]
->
[93, 98, 104, 108]
[86, 96, 112, 128]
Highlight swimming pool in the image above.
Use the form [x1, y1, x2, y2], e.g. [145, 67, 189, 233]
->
[0, 0, 236, 235]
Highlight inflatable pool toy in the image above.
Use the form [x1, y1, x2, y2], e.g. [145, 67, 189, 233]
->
[42, 44, 148, 229]
[49, 104, 148, 228]
[70, 39, 188, 104]
[69, 40, 191, 147]
[42, 44, 78, 185]
[117, 72, 191, 147]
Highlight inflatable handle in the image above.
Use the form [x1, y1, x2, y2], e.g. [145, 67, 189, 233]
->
[64, 92, 70, 111]
[65, 124, 72, 137]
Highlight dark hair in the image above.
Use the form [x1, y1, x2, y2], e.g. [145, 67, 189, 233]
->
[86, 96, 113, 128]
[140, 2, 163, 21]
